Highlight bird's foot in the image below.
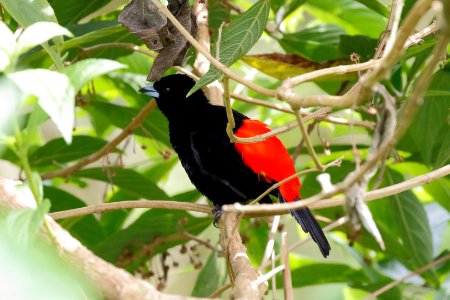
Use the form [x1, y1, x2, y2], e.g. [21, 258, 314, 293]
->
[212, 205, 223, 228]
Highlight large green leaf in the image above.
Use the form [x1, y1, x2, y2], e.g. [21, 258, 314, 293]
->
[92, 209, 210, 263]
[0, 0, 64, 48]
[369, 169, 439, 286]
[279, 24, 346, 62]
[86, 101, 170, 146]
[0, 0, 58, 25]
[8, 69, 74, 143]
[398, 69, 450, 168]
[29, 136, 108, 167]
[48, 0, 109, 25]
[44, 186, 106, 247]
[189, 0, 270, 95]
[73, 167, 170, 200]
[192, 252, 227, 297]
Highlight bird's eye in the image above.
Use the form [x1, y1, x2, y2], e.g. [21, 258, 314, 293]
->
[165, 87, 171, 92]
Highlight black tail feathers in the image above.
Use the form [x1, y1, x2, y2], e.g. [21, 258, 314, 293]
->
[279, 195, 331, 257]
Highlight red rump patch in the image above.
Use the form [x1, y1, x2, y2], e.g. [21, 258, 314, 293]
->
[234, 119, 301, 202]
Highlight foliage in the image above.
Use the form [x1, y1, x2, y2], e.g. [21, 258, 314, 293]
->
[0, 0, 449, 299]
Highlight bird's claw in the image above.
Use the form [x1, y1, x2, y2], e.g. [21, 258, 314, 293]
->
[212, 205, 223, 228]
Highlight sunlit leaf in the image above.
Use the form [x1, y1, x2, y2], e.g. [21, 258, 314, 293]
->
[189, 0, 270, 95]
[17, 22, 73, 55]
[8, 69, 74, 143]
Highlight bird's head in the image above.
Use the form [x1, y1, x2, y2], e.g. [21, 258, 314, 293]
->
[139, 74, 208, 119]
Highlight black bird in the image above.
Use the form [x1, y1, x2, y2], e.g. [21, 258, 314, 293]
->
[140, 74, 330, 257]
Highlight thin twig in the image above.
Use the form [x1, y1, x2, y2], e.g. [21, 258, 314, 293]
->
[249, 157, 343, 206]
[260, 215, 281, 270]
[223, 76, 237, 142]
[253, 265, 285, 286]
[49, 200, 211, 220]
[365, 253, 450, 300]
[281, 232, 293, 300]
[207, 283, 232, 298]
[294, 109, 323, 170]
[224, 164, 450, 217]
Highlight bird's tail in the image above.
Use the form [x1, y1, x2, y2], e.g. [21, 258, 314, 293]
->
[279, 194, 331, 257]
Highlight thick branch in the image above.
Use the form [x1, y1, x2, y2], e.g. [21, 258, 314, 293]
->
[0, 178, 213, 300]
[218, 212, 265, 299]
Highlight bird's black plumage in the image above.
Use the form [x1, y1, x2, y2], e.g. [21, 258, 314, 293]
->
[141, 74, 330, 257]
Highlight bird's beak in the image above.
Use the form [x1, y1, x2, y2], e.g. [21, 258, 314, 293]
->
[139, 85, 160, 98]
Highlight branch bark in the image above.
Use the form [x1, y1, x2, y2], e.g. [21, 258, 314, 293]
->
[218, 212, 265, 299]
[0, 178, 213, 300]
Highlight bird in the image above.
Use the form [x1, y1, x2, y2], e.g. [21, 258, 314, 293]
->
[139, 74, 330, 257]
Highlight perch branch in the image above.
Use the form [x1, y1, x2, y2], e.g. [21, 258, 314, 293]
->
[48, 164, 450, 220]
[218, 212, 265, 298]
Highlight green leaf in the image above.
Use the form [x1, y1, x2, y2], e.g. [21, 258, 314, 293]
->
[0, 77, 23, 135]
[86, 101, 170, 146]
[6, 198, 50, 246]
[0, 22, 16, 71]
[398, 70, 450, 168]
[354, 0, 389, 17]
[1, 0, 63, 46]
[189, 0, 270, 95]
[62, 58, 126, 91]
[44, 186, 106, 247]
[29, 136, 109, 167]
[370, 169, 439, 286]
[279, 24, 346, 62]
[48, 0, 109, 25]
[17, 22, 73, 55]
[92, 210, 210, 263]
[0, 0, 58, 26]
[192, 253, 227, 297]
[73, 167, 170, 200]
[305, 0, 387, 38]
[8, 69, 74, 143]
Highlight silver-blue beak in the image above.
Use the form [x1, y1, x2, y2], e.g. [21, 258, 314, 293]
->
[139, 84, 160, 98]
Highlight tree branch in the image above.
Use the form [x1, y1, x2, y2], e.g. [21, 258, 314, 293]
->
[0, 178, 214, 300]
[218, 212, 265, 298]
[223, 164, 450, 217]
[48, 164, 450, 220]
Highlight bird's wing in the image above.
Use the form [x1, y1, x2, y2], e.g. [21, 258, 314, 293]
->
[189, 130, 249, 199]
[234, 119, 301, 201]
